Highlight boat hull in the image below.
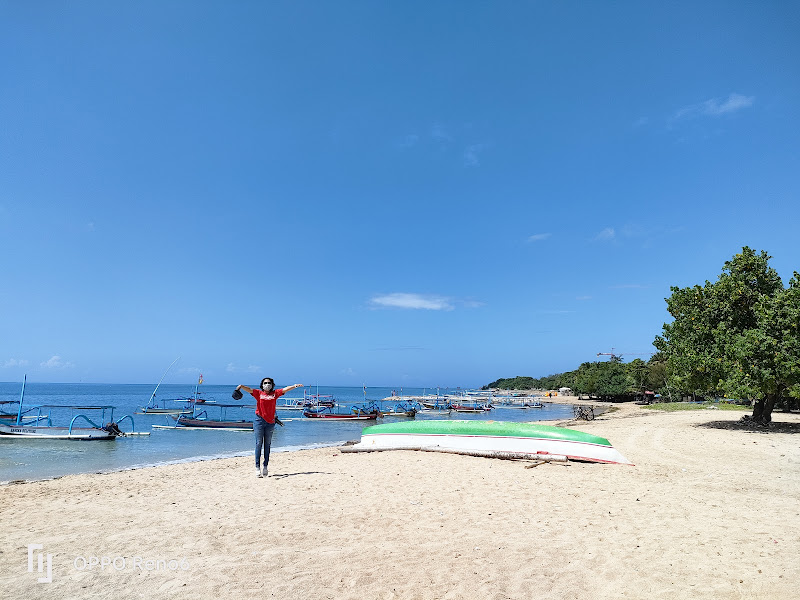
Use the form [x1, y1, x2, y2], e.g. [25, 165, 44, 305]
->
[0, 423, 116, 440]
[173, 418, 253, 430]
[136, 408, 192, 415]
[343, 420, 633, 465]
[303, 412, 378, 420]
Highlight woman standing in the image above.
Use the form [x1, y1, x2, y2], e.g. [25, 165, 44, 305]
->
[236, 378, 303, 477]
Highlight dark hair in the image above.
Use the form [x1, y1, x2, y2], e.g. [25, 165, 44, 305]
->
[261, 377, 274, 388]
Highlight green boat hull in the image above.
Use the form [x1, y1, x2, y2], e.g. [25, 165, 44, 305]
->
[345, 420, 632, 465]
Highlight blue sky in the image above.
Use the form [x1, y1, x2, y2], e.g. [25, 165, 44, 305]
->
[1, 2, 798, 388]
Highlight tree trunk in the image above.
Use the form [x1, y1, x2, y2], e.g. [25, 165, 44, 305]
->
[751, 395, 777, 425]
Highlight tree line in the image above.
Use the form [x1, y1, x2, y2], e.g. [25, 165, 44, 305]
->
[483, 356, 666, 402]
[484, 247, 800, 424]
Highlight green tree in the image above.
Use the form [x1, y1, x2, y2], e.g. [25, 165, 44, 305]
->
[626, 358, 650, 393]
[655, 247, 799, 424]
[645, 355, 670, 397]
[573, 359, 635, 399]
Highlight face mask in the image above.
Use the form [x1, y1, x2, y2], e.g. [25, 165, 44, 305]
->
[262, 382, 274, 392]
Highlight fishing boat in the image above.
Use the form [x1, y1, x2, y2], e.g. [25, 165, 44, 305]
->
[341, 420, 633, 465]
[416, 406, 452, 415]
[0, 377, 142, 440]
[417, 400, 452, 414]
[420, 401, 449, 409]
[302, 406, 379, 421]
[153, 402, 257, 431]
[493, 400, 544, 409]
[277, 389, 337, 411]
[450, 403, 492, 413]
[276, 397, 310, 411]
[379, 406, 417, 418]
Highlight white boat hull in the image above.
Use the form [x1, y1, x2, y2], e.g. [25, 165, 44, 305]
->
[351, 432, 631, 464]
[0, 423, 116, 440]
[343, 421, 633, 465]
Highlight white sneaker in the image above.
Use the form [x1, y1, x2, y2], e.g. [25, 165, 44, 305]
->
[256, 467, 263, 478]
[262, 466, 268, 477]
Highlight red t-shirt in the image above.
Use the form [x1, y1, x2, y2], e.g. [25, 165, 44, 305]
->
[250, 388, 286, 423]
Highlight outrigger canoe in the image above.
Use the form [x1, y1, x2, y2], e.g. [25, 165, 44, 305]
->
[0, 377, 143, 440]
[152, 403, 258, 431]
[303, 410, 378, 421]
[341, 420, 633, 465]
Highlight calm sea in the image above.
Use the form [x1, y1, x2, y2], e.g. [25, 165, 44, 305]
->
[0, 382, 575, 483]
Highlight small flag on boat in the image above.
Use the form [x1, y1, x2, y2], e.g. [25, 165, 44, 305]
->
[198, 374, 204, 385]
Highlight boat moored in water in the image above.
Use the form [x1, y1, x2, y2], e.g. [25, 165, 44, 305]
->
[153, 402, 257, 431]
[303, 405, 379, 420]
[0, 377, 142, 440]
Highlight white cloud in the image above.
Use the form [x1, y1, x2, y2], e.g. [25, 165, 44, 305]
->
[673, 93, 754, 121]
[369, 293, 454, 311]
[3, 358, 29, 368]
[40, 355, 73, 369]
[527, 233, 551, 242]
[594, 227, 616, 241]
[576, 296, 592, 301]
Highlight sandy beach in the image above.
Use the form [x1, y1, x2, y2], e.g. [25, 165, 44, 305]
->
[2, 399, 799, 599]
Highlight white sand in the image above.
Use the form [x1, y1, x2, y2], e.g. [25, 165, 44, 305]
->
[2, 402, 799, 599]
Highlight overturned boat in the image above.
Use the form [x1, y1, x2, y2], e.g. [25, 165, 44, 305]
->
[341, 420, 633, 465]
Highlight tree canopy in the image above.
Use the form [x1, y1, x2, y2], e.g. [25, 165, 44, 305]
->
[484, 357, 657, 400]
[654, 247, 800, 423]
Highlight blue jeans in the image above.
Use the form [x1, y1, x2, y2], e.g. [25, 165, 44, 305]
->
[253, 415, 276, 469]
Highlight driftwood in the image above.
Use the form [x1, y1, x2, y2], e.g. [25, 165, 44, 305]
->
[340, 445, 569, 462]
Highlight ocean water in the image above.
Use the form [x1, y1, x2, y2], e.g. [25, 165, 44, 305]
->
[0, 382, 575, 483]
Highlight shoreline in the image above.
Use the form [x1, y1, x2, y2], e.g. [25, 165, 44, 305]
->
[0, 440, 350, 487]
[2, 403, 798, 599]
